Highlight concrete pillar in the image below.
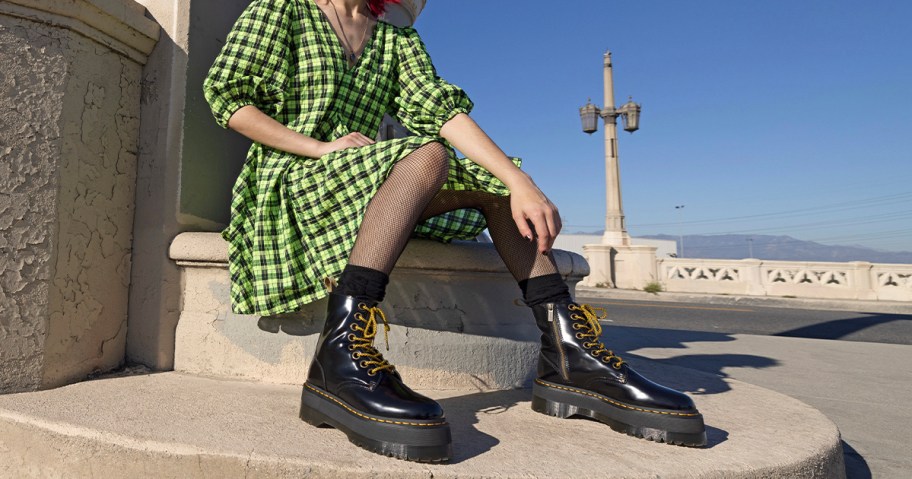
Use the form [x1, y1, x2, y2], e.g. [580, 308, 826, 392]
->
[848, 261, 875, 300]
[612, 245, 658, 290]
[581, 244, 616, 288]
[741, 259, 766, 296]
[600, 52, 631, 247]
[0, 0, 159, 392]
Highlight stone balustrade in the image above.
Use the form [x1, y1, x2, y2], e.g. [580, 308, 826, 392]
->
[657, 258, 912, 301]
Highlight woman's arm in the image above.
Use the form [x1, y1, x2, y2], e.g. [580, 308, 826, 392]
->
[440, 113, 562, 254]
[227, 105, 376, 158]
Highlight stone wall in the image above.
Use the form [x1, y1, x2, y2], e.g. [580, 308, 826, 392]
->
[0, 0, 158, 392]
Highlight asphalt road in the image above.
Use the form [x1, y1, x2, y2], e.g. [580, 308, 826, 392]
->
[575, 296, 912, 345]
[573, 295, 912, 479]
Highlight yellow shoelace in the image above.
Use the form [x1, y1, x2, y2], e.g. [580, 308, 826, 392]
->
[569, 303, 626, 369]
[349, 303, 396, 376]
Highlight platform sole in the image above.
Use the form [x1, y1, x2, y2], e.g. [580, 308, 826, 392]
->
[532, 379, 707, 447]
[299, 382, 452, 462]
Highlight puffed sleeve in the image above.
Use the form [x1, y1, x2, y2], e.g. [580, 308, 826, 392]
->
[203, 0, 293, 129]
[390, 26, 474, 137]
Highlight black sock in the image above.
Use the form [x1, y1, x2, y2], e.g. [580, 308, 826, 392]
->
[519, 273, 572, 307]
[336, 264, 389, 303]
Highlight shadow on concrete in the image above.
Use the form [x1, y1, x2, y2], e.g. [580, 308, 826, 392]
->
[635, 353, 778, 396]
[437, 388, 730, 459]
[603, 325, 779, 395]
[257, 314, 323, 336]
[775, 313, 912, 343]
[842, 440, 872, 479]
[704, 425, 729, 449]
[437, 389, 525, 463]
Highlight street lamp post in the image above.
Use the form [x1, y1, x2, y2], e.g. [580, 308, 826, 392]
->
[579, 51, 641, 247]
[579, 51, 657, 290]
[675, 205, 685, 258]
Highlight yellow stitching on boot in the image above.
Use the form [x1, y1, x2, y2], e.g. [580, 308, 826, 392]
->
[304, 383, 447, 427]
[535, 379, 701, 417]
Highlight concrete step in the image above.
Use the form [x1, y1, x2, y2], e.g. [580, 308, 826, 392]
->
[0, 362, 845, 478]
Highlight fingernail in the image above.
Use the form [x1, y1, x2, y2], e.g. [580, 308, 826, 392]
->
[526, 235, 533, 242]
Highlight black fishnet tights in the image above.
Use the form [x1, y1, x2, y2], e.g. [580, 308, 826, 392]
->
[347, 141, 559, 281]
[415, 190, 560, 281]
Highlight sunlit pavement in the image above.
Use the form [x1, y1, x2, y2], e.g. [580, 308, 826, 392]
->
[577, 292, 912, 479]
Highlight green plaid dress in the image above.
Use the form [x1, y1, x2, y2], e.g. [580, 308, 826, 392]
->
[203, 0, 522, 316]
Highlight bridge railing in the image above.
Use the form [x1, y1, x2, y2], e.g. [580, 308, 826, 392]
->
[656, 258, 912, 301]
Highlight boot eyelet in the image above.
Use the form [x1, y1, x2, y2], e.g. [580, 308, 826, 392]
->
[354, 313, 364, 320]
[347, 334, 356, 341]
[347, 345, 355, 351]
[575, 333, 584, 339]
[602, 357, 611, 363]
[350, 324, 359, 331]
[613, 363, 623, 370]
[367, 370, 377, 377]
[571, 324, 581, 330]
[358, 302, 367, 309]
[590, 351, 599, 357]
[359, 361, 369, 368]
[352, 352, 361, 359]
[570, 314, 581, 320]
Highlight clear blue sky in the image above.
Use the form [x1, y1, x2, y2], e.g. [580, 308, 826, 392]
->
[413, 1, 912, 252]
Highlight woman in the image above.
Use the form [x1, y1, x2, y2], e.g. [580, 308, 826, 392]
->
[203, 0, 706, 462]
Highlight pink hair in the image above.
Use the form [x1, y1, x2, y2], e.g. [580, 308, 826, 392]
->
[367, 0, 400, 16]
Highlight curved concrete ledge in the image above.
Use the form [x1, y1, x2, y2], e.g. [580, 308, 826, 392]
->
[169, 233, 589, 390]
[0, 365, 844, 478]
[169, 232, 586, 276]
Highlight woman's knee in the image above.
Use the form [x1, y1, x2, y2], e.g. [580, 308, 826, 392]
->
[414, 141, 449, 189]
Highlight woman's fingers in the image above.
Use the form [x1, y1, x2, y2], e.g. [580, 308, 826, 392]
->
[532, 213, 553, 254]
[513, 212, 534, 242]
[509, 188, 563, 254]
[326, 133, 376, 153]
[545, 209, 559, 249]
[351, 132, 375, 146]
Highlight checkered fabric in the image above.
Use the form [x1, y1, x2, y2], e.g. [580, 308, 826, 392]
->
[203, 0, 523, 315]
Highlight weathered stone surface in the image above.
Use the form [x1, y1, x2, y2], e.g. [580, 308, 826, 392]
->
[0, 369, 845, 478]
[0, 2, 158, 393]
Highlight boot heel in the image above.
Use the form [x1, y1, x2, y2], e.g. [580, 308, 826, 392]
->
[299, 403, 333, 428]
[532, 394, 579, 419]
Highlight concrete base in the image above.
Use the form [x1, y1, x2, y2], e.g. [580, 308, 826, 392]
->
[582, 244, 658, 290]
[169, 233, 589, 391]
[0, 365, 844, 478]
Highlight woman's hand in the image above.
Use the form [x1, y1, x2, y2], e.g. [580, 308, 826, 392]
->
[509, 178, 562, 255]
[317, 132, 376, 157]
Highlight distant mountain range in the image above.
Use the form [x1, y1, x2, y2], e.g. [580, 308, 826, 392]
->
[636, 234, 912, 264]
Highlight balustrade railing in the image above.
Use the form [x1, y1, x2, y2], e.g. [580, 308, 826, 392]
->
[656, 258, 912, 301]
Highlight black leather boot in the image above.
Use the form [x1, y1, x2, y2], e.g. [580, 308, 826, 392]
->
[530, 299, 707, 446]
[300, 292, 451, 462]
